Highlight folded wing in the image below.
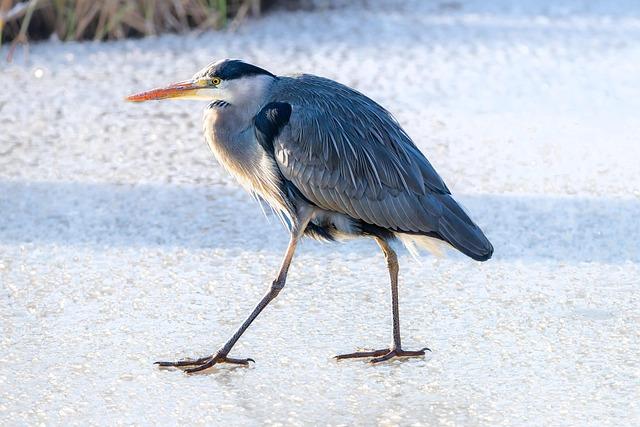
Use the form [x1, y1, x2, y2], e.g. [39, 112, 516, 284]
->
[261, 75, 493, 261]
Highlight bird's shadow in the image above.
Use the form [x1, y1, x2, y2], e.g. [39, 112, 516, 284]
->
[1, 180, 638, 264]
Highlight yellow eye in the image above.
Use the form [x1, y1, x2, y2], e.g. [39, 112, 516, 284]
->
[210, 77, 221, 86]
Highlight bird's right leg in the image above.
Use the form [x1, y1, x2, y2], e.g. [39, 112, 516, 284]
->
[156, 213, 311, 374]
[335, 237, 429, 363]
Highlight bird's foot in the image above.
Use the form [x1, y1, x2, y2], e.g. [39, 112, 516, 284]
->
[155, 352, 254, 373]
[335, 346, 430, 363]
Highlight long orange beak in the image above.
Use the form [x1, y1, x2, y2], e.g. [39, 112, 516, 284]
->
[126, 80, 206, 102]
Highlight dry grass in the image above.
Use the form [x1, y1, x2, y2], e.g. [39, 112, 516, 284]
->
[0, 0, 260, 57]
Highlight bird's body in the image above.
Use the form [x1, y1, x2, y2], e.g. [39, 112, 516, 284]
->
[127, 59, 493, 372]
[201, 68, 492, 260]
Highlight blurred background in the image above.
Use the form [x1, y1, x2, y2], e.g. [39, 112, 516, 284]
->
[1, 0, 639, 425]
[1, 1, 267, 46]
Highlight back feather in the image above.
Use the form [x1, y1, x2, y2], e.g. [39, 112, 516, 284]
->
[264, 74, 493, 261]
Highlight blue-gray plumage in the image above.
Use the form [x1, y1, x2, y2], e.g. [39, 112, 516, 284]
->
[127, 59, 493, 373]
[265, 75, 492, 261]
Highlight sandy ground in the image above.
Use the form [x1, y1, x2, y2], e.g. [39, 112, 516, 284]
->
[1, 0, 639, 425]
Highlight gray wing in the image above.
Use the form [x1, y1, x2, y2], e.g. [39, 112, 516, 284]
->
[269, 75, 448, 230]
[268, 75, 492, 259]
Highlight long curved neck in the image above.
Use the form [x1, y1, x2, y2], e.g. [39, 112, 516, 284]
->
[202, 74, 293, 222]
[203, 97, 290, 220]
[203, 103, 255, 173]
[205, 102, 251, 141]
[203, 74, 276, 160]
[202, 74, 274, 177]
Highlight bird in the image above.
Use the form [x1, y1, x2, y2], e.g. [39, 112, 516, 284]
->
[127, 59, 493, 373]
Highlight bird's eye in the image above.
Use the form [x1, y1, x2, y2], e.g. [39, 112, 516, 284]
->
[210, 77, 221, 86]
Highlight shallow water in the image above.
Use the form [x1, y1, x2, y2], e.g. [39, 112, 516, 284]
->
[1, 0, 639, 425]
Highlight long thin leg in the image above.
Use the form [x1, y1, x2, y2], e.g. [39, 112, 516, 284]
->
[157, 210, 312, 373]
[335, 237, 429, 363]
[379, 237, 402, 349]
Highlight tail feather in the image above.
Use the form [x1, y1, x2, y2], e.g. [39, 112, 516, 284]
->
[435, 194, 493, 261]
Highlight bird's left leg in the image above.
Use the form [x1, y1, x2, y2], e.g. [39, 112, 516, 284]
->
[156, 210, 312, 373]
[335, 237, 429, 363]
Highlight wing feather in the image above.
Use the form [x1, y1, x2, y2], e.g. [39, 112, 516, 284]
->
[263, 75, 492, 260]
[269, 75, 449, 230]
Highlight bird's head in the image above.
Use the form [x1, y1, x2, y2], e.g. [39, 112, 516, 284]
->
[126, 59, 276, 104]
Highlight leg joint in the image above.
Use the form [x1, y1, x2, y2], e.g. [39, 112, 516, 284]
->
[375, 237, 398, 263]
[382, 247, 398, 273]
[270, 279, 285, 297]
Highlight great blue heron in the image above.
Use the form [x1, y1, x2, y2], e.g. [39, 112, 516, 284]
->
[127, 59, 493, 373]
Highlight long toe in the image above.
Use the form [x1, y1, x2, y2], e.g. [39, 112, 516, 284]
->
[334, 348, 390, 360]
[156, 352, 255, 373]
[184, 359, 216, 374]
[183, 355, 254, 374]
[155, 355, 212, 367]
[370, 347, 430, 364]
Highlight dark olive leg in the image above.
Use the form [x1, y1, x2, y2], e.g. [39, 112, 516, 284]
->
[157, 214, 311, 374]
[335, 237, 429, 363]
